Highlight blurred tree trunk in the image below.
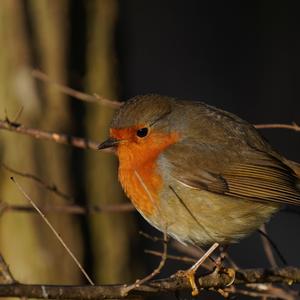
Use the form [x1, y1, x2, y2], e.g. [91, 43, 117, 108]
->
[0, 0, 83, 284]
[85, 0, 135, 283]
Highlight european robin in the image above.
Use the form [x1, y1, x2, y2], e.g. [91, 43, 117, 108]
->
[98, 94, 300, 293]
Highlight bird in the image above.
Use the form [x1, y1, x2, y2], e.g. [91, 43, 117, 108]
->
[98, 94, 300, 294]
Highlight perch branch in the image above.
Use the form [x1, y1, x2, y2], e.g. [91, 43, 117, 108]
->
[0, 267, 299, 299]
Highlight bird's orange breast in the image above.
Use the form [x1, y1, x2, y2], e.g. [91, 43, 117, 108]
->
[118, 156, 162, 216]
[111, 127, 180, 216]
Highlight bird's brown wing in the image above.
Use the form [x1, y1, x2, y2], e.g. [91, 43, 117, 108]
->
[163, 141, 300, 206]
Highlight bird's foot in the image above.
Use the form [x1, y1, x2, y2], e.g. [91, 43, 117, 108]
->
[222, 267, 236, 286]
[212, 265, 236, 286]
[173, 243, 220, 296]
[175, 268, 200, 296]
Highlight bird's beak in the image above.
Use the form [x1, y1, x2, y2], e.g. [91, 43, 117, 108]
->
[97, 137, 120, 150]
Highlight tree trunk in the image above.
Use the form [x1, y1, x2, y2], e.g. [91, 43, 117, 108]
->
[84, 0, 135, 283]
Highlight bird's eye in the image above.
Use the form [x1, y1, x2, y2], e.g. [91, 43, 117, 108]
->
[136, 127, 148, 138]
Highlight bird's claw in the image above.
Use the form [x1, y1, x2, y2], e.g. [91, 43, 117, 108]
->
[223, 267, 236, 286]
[175, 269, 200, 296]
[212, 266, 236, 286]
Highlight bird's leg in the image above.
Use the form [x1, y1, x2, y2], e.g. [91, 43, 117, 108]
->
[175, 242, 219, 296]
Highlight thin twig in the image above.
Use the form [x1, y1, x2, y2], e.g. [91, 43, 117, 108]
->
[257, 228, 287, 266]
[122, 231, 168, 296]
[0, 254, 16, 284]
[10, 177, 95, 286]
[2, 164, 74, 202]
[0, 202, 134, 214]
[255, 123, 300, 132]
[260, 225, 278, 268]
[171, 240, 203, 259]
[139, 231, 164, 242]
[32, 69, 122, 109]
[144, 249, 196, 263]
[143, 236, 215, 269]
[1, 164, 134, 214]
[0, 118, 112, 152]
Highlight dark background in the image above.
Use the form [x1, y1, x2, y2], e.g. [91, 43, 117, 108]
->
[116, 1, 300, 298]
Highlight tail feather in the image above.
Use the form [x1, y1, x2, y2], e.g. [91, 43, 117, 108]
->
[285, 159, 300, 190]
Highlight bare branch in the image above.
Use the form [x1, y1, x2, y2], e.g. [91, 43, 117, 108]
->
[145, 249, 196, 264]
[32, 69, 122, 109]
[139, 231, 165, 242]
[0, 202, 134, 215]
[260, 225, 278, 268]
[0, 267, 300, 299]
[1, 164, 134, 214]
[2, 164, 74, 202]
[0, 118, 112, 152]
[0, 163, 134, 215]
[255, 123, 300, 132]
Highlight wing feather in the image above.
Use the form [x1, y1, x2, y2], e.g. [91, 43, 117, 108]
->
[163, 140, 300, 206]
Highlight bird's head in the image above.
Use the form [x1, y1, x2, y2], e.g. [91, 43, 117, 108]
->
[98, 95, 181, 167]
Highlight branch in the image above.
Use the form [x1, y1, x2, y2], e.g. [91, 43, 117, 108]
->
[32, 69, 122, 109]
[0, 202, 134, 215]
[0, 267, 299, 299]
[144, 250, 196, 264]
[1, 119, 300, 155]
[259, 225, 279, 268]
[255, 123, 300, 132]
[2, 163, 74, 202]
[0, 118, 112, 152]
[0, 164, 134, 214]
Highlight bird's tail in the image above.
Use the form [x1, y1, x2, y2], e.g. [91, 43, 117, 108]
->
[284, 159, 300, 204]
